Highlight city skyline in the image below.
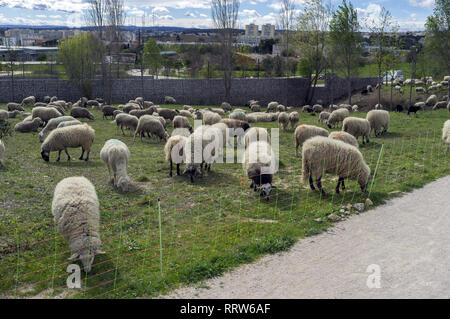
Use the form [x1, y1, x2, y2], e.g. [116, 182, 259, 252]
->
[0, 0, 436, 30]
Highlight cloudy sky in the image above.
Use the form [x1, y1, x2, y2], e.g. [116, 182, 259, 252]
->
[0, 0, 435, 30]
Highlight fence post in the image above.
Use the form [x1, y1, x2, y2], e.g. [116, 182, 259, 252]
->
[158, 198, 163, 276]
[368, 144, 385, 198]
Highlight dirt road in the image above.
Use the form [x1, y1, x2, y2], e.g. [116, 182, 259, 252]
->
[164, 175, 450, 299]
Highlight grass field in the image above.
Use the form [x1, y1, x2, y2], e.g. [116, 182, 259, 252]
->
[0, 105, 449, 299]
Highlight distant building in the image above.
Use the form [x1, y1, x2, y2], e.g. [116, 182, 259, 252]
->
[245, 24, 258, 37]
[261, 24, 275, 38]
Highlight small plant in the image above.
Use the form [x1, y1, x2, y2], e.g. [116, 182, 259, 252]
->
[0, 119, 12, 140]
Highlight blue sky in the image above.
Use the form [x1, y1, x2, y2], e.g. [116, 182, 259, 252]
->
[0, 0, 435, 30]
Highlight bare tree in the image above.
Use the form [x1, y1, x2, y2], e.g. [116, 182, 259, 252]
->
[211, 0, 240, 101]
[106, 0, 126, 80]
[278, 0, 296, 76]
[85, 0, 107, 100]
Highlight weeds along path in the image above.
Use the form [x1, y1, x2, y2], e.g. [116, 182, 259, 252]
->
[163, 175, 450, 299]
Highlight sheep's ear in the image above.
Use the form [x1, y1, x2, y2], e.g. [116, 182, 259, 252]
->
[67, 253, 79, 261]
[95, 249, 106, 255]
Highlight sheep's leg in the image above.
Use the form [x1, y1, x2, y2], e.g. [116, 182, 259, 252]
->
[177, 164, 181, 176]
[85, 150, 90, 161]
[56, 150, 62, 162]
[341, 179, 346, 190]
[64, 149, 71, 161]
[169, 161, 173, 177]
[309, 175, 316, 191]
[79, 148, 85, 160]
[317, 178, 326, 196]
[250, 181, 255, 189]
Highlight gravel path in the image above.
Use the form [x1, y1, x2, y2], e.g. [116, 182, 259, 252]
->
[163, 175, 450, 299]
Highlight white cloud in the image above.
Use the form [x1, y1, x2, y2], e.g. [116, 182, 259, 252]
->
[409, 0, 435, 9]
[152, 6, 169, 14]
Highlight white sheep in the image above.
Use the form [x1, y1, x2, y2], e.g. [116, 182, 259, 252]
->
[243, 140, 277, 199]
[57, 120, 82, 128]
[426, 95, 438, 106]
[342, 117, 371, 144]
[443, 120, 450, 153]
[134, 115, 168, 142]
[32, 106, 62, 125]
[329, 131, 359, 148]
[302, 136, 371, 195]
[173, 115, 193, 134]
[203, 111, 222, 125]
[247, 112, 277, 123]
[14, 118, 44, 133]
[327, 108, 349, 128]
[52, 176, 104, 273]
[0, 139, 4, 167]
[288, 112, 299, 130]
[164, 135, 188, 177]
[278, 112, 289, 131]
[39, 116, 76, 142]
[244, 127, 270, 149]
[318, 111, 331, 124]
[41, 124, 95, 162]
[114, 113, 139, 136]
[183, 126, 215, 182]
[21, 96, 36, 106]
[100, 139, 131, 192]
[366, 110, 390, 137]
[294, 124, 329, 156]
[312, 104, 323, 113]
[267, 101, 279, 112]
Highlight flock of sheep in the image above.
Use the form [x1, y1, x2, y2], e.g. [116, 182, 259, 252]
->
[0, 86, 449, 273]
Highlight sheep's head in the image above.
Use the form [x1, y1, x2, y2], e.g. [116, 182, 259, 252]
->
[117, 176, 132, 193]
[184, 165, 202, 183]
[68, 246, 105, 273]
[358, 165, 371, 193]
[260, 183, 273, 199]
[41, 150, 50, 162]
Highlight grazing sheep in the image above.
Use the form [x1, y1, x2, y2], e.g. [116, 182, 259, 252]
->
[157, 107, 179, 121]
[408, 105, 422, 116]
[41, 124, 95, 162]
[251, 104, 261, 112]
[302, 136, 371, 195]
[329, 131, 359, 148]
[302, 105, 314, 113]
[173, 115, 193, 133]
[294, 124, 329, 156]
[100, 139, 131, 192]
[313, 104, 323, 113]
[367, 85, 373, 93]
[113, 110, 124, 118]
[32, 107, 61, 125]
[52, 176, 104, 273]
[443, 120, 450, 153]
[244, 127, 270, 149]
[115, 114, 139, 136]
[352, 105, 359, 112]
[86, 100, 100, 108]
[164, 135, 188, 177]
[8, 103, 24, 112]
[50, 96, 58, 103]
[134, 115, 169, 142]
[433, 101, 448, 110]
[366, 110, 390, 137]
[179, 110, 193, 118]
[0, 110, 9, 121]
[342, 117, 371, 144]
[14, 118, 44, 133]
[220, 118, 250, 144]
[0, 139, 4, 167]
[101, 106, 119, 120]
[318, 111, 331, 124]
[277, 104, 286, 112]
[247, 112, 278, 123]
[7, 110, 21, 119]
[207, 108, 226, 116]
[129, 107, 156, 119]
[289, 112, 299, 130]
[43, 96, 51, 103]
[278, 112, 289, 131]
[123, 103, 141, 114]
[396, 104, 404, 112]
[221, 102, 232, 111]
[229, 111, 247, 122]
[327, 108, 349, 128]
[203, 111, 222, 125]
[426, 95, 438, 106]
[39, 116, 77, 142]
[22, 96, 36, 107]
[415, 87, 425, 93]
[164, 96, 176, 104]
[57, 120, 82, 128]
[243, 140, 277, 199]
[267, 101, 279, 112]
[183, 126, 216, 182]
[70, 107, 95, 121]
[48, 103, 66, 116]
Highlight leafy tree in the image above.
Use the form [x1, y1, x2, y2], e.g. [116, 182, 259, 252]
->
[425, 0, 450, 101]
[329, 0, 362, 105]
[274, 55, 284, 77]
[143, 39, 162, 78]
[58, 33, 102, 98]
[261, 57, 274, 77]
